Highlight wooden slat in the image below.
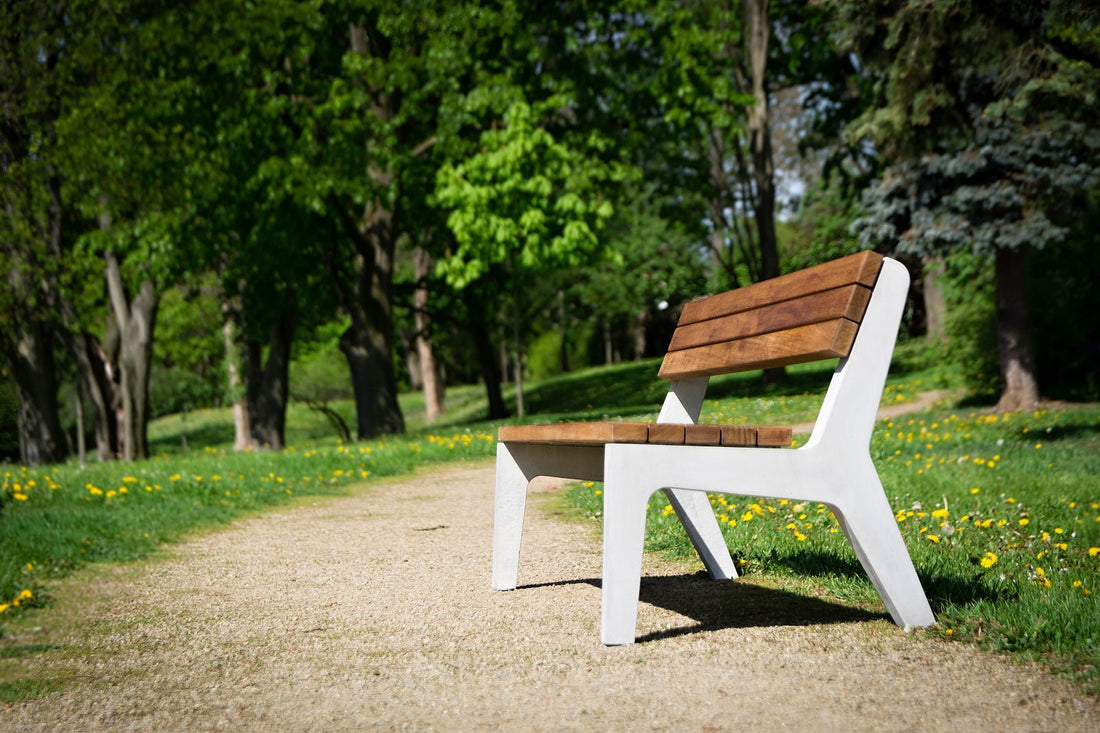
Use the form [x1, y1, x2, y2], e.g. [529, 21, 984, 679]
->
[683, 424, 722, 445]
[667, 284, 872, 353]
[498, 421, 788, 448]
[678, 251, 883, 326]
[497, 422, 648, 446]
[658, 318, 860, 380]
[720, 425, 757, 446]
[647, 423, 686, 444]
[756, 426, 793, 447]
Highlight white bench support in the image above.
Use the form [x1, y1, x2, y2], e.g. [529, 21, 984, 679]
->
[493, 256, 936, 644]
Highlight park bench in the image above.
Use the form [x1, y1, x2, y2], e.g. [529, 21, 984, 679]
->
[492, 251, 936, 645]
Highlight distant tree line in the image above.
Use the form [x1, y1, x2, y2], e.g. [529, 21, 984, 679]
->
[2, 0, 1097, 466]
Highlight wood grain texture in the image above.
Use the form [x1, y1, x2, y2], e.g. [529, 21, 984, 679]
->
[498, 422, 648, 446]
[497, 422, 785, 448]
[667, 284, 872, 352]
[678, 250, 883, 326]
[658, 318, 860, 380]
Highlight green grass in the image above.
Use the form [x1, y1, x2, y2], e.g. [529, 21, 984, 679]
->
[0, 430, 497, 619]
[1, 340, 1097, 694]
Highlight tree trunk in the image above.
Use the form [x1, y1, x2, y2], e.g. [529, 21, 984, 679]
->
[324, 22, 405, 440]
[465, 291, 509, 420]
[744, 0, 785, 386]
[333, 208, 405, 439]
[744, 0, 779, 283]
[994, 248, 1040, 411]
[56, 321, 120, 461]
[340, 317, 404, 439]
[9, 321, 66, 466]
[922, 256, 948, 341]
[105, 252, 158, 462]
[510, 287, 525, 419]
[245, 288, 296, 450]
[222, 304, 252, 452]
[413, 247, 444, 422]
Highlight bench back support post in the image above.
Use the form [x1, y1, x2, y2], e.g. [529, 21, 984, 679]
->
[806, 257, 910, 452]
[656, 377, 709, 424]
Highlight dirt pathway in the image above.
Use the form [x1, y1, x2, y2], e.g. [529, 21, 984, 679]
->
[2, 458, 1097, 731]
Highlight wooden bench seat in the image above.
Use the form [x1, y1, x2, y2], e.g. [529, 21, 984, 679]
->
[498, 422, 792, 447]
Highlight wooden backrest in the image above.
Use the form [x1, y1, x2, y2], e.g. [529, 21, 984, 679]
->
[658, 251, 885, 380]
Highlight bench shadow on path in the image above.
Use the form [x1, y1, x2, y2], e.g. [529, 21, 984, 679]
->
[517, 573, 886, 644]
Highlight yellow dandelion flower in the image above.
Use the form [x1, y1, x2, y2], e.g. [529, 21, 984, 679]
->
[742, 511, 754, 522]
[932, 508, 949, 519]
[1089, 547, 1100, 557]
[793, 531, 807, 542]
[970, 487, 980, 495]
[980, 552, 998, 568]
[13, 492, 27, 501]
[0, 603, 8, 614]
[927, 534, 940, 543]
[1019, 518, 1029, 526]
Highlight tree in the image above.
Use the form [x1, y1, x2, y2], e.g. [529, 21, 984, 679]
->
[833, 0, 1100, 409]
[435, 100, 616, 417]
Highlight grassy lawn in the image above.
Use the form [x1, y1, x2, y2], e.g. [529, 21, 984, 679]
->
[2, 341, 1098, 694]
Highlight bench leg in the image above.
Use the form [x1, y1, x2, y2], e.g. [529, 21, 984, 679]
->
[601, 456, 649, 645]
[832, 463, 936, 628]
[664, 488, 737, 580]
[492, 443, 529, 591]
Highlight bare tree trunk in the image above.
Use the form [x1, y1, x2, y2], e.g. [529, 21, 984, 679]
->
[511, 288, 525, 419]
[8, 321, 66, 466]
[744, 0, 785, 385]
[922, 256, 948, 341]
[245, 288, 296, 450]
[465, 289, 509, 420]
[632, 309, 648, 359]
[994, 248, 1040, 411]
[222, 306, 252, 452]
[105, 252, 158, 462]
[744, 0, 779, 283]
[413, 247, 444, 422]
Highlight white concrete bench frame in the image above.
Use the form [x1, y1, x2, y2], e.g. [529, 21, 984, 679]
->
[492, 254, 936, 645]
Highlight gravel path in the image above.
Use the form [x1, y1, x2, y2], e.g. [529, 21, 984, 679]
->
[2, 459, 1097, 731]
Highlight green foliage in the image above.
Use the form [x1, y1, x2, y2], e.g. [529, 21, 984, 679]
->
[150, 283, 226, 417]
[1028, 200, 1100, 401]
[435, 101, 618, 289]
[935, 253, 1002, 402]
[525, 320, 597, 382]
[834, 0, 1100, 259]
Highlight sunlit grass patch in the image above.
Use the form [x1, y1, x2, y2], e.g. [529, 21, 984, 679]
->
[0, 430, 497, 623]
